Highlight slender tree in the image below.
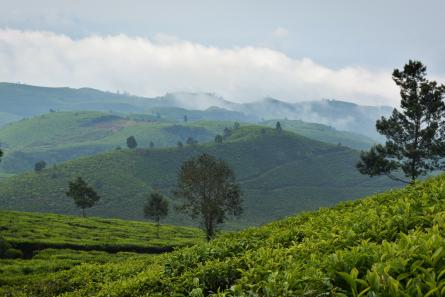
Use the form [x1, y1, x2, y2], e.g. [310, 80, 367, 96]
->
[214, 134, 223, 144]
[126, 136, 138, 149]
[143, 192, 169, 238]
[276, 121, 282, 133]
[66, 177, 100, 217]
[357, 60, 445, 183]
[223, 127, 231, 139]
[149, 141, 155, 149]
[174, 153, 242, 240]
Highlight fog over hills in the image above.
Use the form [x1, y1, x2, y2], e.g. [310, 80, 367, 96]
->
[0, 82, 392, 139]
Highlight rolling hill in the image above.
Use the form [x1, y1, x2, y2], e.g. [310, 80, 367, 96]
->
[0, 82, 392, 138]
[0, 126, 397, 227]
[2, 170, 444, 296]
[0, 111, 375, 173]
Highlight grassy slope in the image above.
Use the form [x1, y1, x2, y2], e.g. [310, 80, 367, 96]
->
[262, 119, 376, 150]
[3, 172, 445, 296]
[0, 111, 231, 173]
[0, 111, 375, 174]
[0, 210, 202, 252]
[0, 126, 397, 227]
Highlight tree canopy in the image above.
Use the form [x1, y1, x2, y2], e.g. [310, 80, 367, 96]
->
[357, 60, 445, 183]
[174, 153, 242, 240]
[66, 177, 100, 217]
[126, 136, 138, 149]
[143, 192, 169, 238]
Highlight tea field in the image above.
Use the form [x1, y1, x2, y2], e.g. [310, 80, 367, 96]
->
[2, 173, 445, 296]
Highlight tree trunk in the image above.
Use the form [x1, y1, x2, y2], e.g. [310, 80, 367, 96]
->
[156, 219, 160, 238]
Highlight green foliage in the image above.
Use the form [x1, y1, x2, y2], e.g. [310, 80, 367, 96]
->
[0, 126, 397, 227]
[144, 192, 169, 238]
[275, 121, 282, 133]
[261, 119, 375, 150]
[34, 160, 46, 172]
[3, 171, 445, 296]
[358, 60, 445, 183]
[0, 237, 22, 259]
[0, 210, 202, 252]
[214, 134, 223, 144]
[66, 177, 100, 217]
[174, 154, 242, 240]
[126, 135, 138, 149]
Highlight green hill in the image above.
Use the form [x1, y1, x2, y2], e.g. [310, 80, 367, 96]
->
[0, 111, 374, 173]
[0, 111, 231, 173]
[0, 126, 397, 227]
[262, 119, 376, 150]
[2, 171, 444, 296]
[0, 210, 202, 291]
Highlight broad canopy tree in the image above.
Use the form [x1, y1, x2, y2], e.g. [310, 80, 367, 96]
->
[357, 60, 445, 183]
[144, 192, 169, 238]
[66, 177, 100, 217]
[174, 153, 242, 240]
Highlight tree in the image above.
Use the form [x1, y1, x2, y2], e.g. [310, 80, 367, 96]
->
[177, 141, 183, 148]
[184, 115, 188, 123]
[223, 127, 231, 139]
[149, 141, 155, 148]
[214, 134, 223, 144]
[66, 177, 100, 217]
[34, 160, 46, 173]
[126, 136, 138, 149]
[276, 121, 282, 133]
[186, 137, 198, 146]
[143, 192, 169, 238]
[174, 153, 242, 240]
[357, 60, 445, 183]
[233, 122, 240, 129]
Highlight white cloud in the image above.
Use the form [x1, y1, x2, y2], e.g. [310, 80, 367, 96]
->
[0, 28, 401, 106]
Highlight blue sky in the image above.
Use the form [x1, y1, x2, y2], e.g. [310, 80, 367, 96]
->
[0, 0, 443, 105]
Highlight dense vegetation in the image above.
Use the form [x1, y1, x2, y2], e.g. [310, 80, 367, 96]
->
[0, 126, 396, 227]
[2, 171, 444, 296]
[0, 210, 202, 254]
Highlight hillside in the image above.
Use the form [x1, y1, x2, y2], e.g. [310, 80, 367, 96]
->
[0, 210, 202, 292]
[0, 111, 374, 173]
[262, 119, 375, 150]
[0, 83, 392, 138]
[0, 111, 231, 173]
[2, 171, 444, 296]
[0, 126, 397, 227]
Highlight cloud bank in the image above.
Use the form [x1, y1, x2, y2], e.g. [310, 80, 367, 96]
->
[0, 29, 400, 105]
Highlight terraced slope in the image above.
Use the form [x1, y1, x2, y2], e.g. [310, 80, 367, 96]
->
[0, 126, 396, 227]
[2, 170, 444, 296]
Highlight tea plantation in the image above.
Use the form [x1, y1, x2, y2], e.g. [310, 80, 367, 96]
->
[2, 173, 445, 296]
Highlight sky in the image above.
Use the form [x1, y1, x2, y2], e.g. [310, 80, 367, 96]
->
[0, 0, 444, 106]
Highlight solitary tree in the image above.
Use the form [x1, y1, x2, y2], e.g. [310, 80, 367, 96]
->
[357, 60, 445, 183]
[186, 137, 198, 146]
[126, 136, 138, 149]
[276, 121, 282, 133]
[214, 134, 223, 144]
[177, 141, 184, 148]
[149, 141, 155, 149]
[174, 153, 242, 240]
[143, 192, 169, 238]
[66, 177, 100, 217]
[34, 160, 46, 173]
[223, 127, 231, 139]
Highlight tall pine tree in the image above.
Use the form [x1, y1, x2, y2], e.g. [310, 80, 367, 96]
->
[357, 60, 445, 183]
